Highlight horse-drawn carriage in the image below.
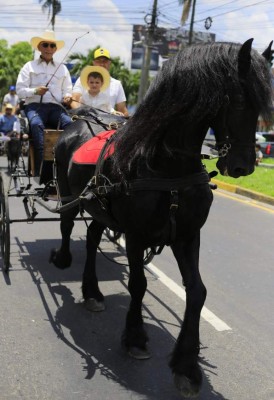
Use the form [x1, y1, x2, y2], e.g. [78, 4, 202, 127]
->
[0, 39, 273, 398]
[0, 107, 133, 273]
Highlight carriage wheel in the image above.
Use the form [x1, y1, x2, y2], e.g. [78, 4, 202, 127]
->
[0, 173, 10, 272]
[143, 248, 154, 265]
[104, 228, 122, 242]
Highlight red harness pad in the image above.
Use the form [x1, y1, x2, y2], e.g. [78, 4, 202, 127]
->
[72, 130, 116, 165]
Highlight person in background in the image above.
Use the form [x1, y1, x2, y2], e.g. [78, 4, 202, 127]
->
[71, 47, 129, 116]
[255, 144, 263, 166]
[0, 103, 18, 141]
[16, 30, 72, 175]
[2, 85, 19, 111]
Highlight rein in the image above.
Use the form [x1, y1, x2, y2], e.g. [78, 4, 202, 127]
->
[71, 113, 124, 135]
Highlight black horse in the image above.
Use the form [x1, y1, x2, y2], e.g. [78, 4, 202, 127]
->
[6, 133, 21, 171]
[51, 40, 273, 397]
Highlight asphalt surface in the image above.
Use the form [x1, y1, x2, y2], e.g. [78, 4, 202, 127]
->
[0, 155, 274, 400]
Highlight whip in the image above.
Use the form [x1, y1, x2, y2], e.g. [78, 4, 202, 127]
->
[46, 31, 90, 87]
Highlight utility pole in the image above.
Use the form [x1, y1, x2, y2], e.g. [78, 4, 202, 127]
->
[137, 0, 158, 105]
[188, 0, 197, 45]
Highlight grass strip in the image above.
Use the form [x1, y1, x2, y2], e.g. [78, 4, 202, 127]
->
[203, 158, 274, 198]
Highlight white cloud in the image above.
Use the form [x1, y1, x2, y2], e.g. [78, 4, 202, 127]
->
[1, 0, 274, 67]
[0, 0, 133, 66]
[198, 1, 274, 52]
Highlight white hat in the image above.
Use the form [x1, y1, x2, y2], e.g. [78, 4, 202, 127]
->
[80, 66, 110, 92]
[30, 30, 65, 51]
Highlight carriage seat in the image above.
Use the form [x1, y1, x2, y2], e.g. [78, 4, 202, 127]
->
[72, 130, 116, 165]
[29, 129, 63, 184]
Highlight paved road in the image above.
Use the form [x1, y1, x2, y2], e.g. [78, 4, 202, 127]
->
[0, 156, 273, 400]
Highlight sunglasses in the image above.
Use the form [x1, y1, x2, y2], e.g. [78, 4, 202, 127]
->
[41, 42, 56, 49]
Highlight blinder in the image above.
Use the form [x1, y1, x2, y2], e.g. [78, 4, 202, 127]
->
[215, 92, 255, 158]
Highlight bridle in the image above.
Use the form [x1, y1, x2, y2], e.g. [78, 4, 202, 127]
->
[212, 94, 232, 158]
[217, 142, 232, 158]
[214, 91, 255, 159]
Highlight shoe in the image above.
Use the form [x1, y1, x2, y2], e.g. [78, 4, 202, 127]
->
[44, 185, 58, 200]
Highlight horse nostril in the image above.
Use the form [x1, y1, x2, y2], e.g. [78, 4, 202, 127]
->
[233, 167, 248, 177]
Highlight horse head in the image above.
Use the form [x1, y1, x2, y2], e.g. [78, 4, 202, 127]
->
[210, 39, 273, 178]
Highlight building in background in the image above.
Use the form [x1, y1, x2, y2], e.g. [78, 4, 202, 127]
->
[131, 24, 216, 71]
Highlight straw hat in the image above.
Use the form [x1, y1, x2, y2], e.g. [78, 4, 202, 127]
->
[80, 66, 110, 92]
[30, 30, 65, 51]
[5, 103, 13, 110]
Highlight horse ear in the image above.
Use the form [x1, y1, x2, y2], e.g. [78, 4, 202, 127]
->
[262, 40, 273, 63]
[238, 38, 253, 78]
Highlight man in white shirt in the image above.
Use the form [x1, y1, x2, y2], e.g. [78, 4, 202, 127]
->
[16, 30, 72, 175]
[71, 48, 129, 117]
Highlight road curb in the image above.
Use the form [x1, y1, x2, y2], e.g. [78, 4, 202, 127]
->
[211, 179, 274, 206]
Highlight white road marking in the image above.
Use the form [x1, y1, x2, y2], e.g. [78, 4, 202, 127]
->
[117, 236, 232, 332]
[146, 262, 232, 332]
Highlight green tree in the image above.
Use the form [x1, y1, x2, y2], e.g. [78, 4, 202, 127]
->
[68, 46, 142, 106]
[38, 0, 61, 30]
[0, 40, 33, 103]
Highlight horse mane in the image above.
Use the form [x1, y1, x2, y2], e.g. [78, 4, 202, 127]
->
[112, 41, 273, 177]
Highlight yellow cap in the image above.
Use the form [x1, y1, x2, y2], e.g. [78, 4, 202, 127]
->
[94, 48, 111, 60]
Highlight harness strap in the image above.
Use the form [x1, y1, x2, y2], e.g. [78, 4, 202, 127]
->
[83, 119, 96, 137]
[93, 171, 210, 195]
[168, 189, 179, 245]
[93, 133, 117, 184]
[126, 171, 210, 191]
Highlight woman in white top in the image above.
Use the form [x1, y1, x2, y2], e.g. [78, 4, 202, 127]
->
[76, 66, 112, 112]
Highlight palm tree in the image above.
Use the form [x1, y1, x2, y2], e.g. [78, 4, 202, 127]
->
[178, 0, 196, 44]
[68, 48, 96, 77]
[38, 0, 61, 31]
[179, 0, 192, 25]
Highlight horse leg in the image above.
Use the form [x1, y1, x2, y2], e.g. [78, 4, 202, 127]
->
[122, 236, 151, 360]
[82, 219, 105, 312]
[49, 206, 79, 269]
[169, 232, 206, 398]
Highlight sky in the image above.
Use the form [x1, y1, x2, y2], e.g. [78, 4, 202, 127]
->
[1, 0, 274, 67]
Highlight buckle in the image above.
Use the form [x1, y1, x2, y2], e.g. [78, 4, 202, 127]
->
[97, 186, 108, 195]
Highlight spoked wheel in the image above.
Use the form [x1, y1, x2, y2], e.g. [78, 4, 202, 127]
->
[143, 248, 154, 265]
[104, 228, 122, 243]
[0, 173, 10, 272]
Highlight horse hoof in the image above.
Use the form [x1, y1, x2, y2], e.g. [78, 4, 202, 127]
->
[49, 249, 72, 269]
[173, 373, 201, 398]
[84, 298, 105, 312]
[127, 346, 151, 360]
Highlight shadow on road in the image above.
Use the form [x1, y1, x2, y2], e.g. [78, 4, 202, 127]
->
[4, 235, 230, 400]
